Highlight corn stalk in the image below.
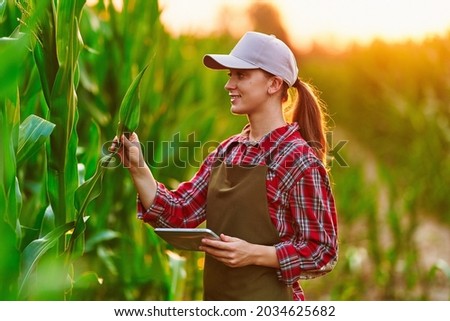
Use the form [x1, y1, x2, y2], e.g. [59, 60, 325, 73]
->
[1, 47, 56, 301]
[70, 64, 149, 258]
[2, 0, 191, 300]
[0, 1, 55, 300]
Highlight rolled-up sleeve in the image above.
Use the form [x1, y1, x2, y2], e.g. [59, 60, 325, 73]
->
[136, 151, 217, 229]
[275, 166, 338, 283]
[137, 182, 173, 225]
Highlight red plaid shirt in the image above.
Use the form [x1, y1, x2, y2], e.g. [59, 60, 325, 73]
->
[138, 123, 338, 300]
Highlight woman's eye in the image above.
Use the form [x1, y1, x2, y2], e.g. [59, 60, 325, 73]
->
[227, 71, 245, 79]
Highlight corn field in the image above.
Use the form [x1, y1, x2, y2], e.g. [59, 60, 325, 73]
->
[1, 0, 449, 301]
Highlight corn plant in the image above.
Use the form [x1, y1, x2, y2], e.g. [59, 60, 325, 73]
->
[1, 0, 184, 300]
[1, 0, 53, 300]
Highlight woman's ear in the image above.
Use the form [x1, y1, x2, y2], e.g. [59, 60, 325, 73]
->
[268, 76, 284, 95]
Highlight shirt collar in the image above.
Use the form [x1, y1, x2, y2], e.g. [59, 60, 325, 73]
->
[237, 122, 300, 151]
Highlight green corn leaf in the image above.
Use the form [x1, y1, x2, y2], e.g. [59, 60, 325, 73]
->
[19, 220, 76, 296]
[0, 34, 28, 101]
[117, 65, 149, 138]
[39, 205, 56, 238]
[33, 0, 57, 108]
[85, 230, 121, 252]
[73, 271, 103, 291]
[1, 85, 20, 226]
[46, 51, 80, 243]
[0, 0, 6, 18]
[33, 44, 54, 108]
[70, 152, 118, 257]
[16, 115, 55, 167]
[56, 0, 84, 68]
[80, 120, 101, 179]
[74, 153, 116, 216]
[167, 251, 187, 301]
[0, 218, 20, 300]
[67, 213, 89, 260]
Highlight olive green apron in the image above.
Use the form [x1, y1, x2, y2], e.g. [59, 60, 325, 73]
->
[203, 152, 293, 301]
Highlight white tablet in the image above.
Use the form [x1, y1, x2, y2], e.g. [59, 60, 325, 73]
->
[154, 228, 220, 251]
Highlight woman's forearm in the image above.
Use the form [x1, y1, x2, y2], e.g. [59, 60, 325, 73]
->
[252, 243, 280, 268]
[129, 164, 157, 209]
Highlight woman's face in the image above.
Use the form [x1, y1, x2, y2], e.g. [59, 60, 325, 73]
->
[224, 68, 272, 115]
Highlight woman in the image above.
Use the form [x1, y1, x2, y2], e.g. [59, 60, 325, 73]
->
[114, 31, 338, 301]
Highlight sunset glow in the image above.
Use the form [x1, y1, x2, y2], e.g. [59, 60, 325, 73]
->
[158, 0, 450, 50]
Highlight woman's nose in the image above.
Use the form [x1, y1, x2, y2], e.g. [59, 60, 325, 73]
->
[224, 78, 235, 91]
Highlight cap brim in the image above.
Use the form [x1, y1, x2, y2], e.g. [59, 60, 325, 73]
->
[203, 54, 257, 70]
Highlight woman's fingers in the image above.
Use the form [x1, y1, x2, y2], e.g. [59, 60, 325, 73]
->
[109, 133, 137, 151]
[108, 136, 120, 153]
[107, 132, 147, 169]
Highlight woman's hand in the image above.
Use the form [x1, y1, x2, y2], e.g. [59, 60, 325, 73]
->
[199, 234, 280, 269]
[109, 133, 157, 209]
[110, 133, 146, 172]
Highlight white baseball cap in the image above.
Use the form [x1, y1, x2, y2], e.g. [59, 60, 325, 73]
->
[203, 31, 299, 87]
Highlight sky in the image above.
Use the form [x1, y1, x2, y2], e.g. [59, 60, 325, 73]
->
[157, 0, 450, 51]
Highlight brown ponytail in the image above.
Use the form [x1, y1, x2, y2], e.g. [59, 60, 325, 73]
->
[290, 79, 328, 164]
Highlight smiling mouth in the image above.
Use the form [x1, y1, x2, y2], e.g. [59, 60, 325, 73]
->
[229, 94, 241, 103]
